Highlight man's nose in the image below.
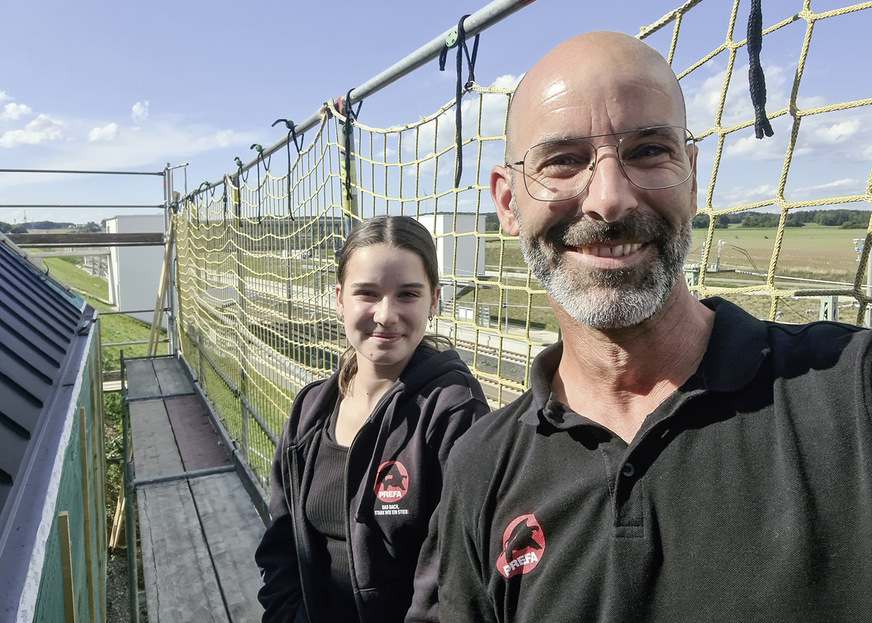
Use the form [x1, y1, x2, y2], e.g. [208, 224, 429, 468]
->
[581, 147, 638, 222]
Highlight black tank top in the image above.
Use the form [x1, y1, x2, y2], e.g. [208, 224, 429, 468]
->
[305, 400, 360, 622]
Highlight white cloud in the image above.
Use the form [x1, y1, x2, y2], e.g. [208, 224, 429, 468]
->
[715, 183, 779, 208]
[685, 62, 790, 132]
[715, 173, 863, 208]
[0, 114, 64, 147]
[132, 101, 149, 125]
[52, 121, 250, 170]
[802, 178, 857, 192]
[0, 91, 10, 103]
[491, 74, 521, 90]
[725, 133, 784, 159]
[1, 102, 32, 122]
[796, 94, 827, 109]
[210, 129, 236, 148]
[813, 119, 860, 143]
[88, 122, 120, 142]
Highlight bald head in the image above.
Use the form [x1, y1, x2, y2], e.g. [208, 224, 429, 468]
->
[505, 31, 686, 159]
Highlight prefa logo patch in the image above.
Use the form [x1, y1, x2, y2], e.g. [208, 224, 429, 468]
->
[495, 513, 545, 578]
[373, 460, 409, 505]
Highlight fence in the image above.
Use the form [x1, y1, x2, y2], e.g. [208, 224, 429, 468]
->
[173, 0, 872, 492]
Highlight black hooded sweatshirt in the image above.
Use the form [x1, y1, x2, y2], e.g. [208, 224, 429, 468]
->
[255, 345, 489, 622]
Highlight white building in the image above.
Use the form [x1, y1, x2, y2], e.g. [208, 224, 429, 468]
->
[416, 213, 486, 304]
[105, 214, 166, 325]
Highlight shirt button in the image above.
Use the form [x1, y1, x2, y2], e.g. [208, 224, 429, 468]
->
[621, 463, 636, 478]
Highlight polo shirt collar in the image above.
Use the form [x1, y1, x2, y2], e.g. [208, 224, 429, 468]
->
[520, 296, 770, 428]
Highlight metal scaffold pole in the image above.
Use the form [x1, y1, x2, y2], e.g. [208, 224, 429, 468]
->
[205, 0, 536, 191]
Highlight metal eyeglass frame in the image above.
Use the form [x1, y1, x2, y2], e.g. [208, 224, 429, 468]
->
[505, 125, 697, 202]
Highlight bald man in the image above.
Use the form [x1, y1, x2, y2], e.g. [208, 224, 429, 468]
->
[405, 31, 872, 622]
[407, 32, 872, 623]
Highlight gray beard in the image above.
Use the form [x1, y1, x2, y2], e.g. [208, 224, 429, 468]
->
[517, 209, 691, 329]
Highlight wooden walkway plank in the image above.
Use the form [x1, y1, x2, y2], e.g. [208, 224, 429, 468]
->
[189, 473, 265, 623]
[138, 481, 230, 622]
[129, 399, 184, 482]
[153, 357, 195, 396]
[126, 359, 161, 400]
[165, 395, 232, 472]
[125, 354, 267, 622]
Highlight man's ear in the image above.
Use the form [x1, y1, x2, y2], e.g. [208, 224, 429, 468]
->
[490, 165, 520, 236]
[686, 141, 699, 216]
[687, 141, 699, 197]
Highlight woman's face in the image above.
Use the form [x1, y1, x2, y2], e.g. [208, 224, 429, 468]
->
[336, 244, 439, 378]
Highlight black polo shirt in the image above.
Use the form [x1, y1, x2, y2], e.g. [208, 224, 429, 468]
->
[430, 298, 872, 623]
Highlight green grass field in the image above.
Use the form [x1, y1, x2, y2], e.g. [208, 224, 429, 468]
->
[39, 255, 165, 371]
[691, 224, 866, 283]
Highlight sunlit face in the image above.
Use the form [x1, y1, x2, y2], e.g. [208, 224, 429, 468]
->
[335, 244, 439, 377]
[497, 34, 697, 329]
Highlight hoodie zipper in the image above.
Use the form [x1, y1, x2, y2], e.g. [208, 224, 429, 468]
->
[342, 386, 402, 622]
[287, 443, 316, 623]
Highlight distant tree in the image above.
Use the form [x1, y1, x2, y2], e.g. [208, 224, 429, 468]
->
[741, 213, 780, 228]
[840, 220, 868, 229]
[83, 221, 102, 232]
[30, 220, 75, 229]
[784, 213, 805, 228]
[691, 214, 710, 229]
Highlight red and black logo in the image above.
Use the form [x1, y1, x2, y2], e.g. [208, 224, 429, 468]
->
[373, 460, 409, 502]
[495, 513, 545, 578]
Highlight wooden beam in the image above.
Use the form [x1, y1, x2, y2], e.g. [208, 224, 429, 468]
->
[58, 511, 77, 623]
[7, 232, 165, 247]
[78, 407, 96, 623]
[148, 219, 174, 356]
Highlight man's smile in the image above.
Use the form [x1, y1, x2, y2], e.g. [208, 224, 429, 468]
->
[578, 242, 643, 257]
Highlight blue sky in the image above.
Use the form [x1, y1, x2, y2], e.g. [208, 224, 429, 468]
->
[1, 0, 870, 225]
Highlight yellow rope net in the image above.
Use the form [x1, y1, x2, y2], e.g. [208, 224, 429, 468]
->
[174, 0, 872, 488]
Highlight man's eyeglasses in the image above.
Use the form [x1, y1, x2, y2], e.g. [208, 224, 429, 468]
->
[506, 125, 696, 202]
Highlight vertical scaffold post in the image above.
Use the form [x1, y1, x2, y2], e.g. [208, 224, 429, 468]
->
[120, 351, 139, 623]
[232, 171, 252, 463]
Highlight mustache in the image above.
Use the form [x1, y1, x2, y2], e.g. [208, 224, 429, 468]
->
[548, 211, 670, 248]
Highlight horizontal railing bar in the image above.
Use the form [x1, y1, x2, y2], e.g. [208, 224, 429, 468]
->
[8, 232, 165, 247]
[0, 204, 164, 209]
[100, 308, 169, 316]
[0, 168, 165, 176]
[103, 339, 168, 347]
[132, 465, 235, 487]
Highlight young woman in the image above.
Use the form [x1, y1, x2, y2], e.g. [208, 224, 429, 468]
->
[255, 215, 489, 622]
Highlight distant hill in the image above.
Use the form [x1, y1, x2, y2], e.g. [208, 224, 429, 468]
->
[30, 220, 77, 229]
[0, 220, 102, 233]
